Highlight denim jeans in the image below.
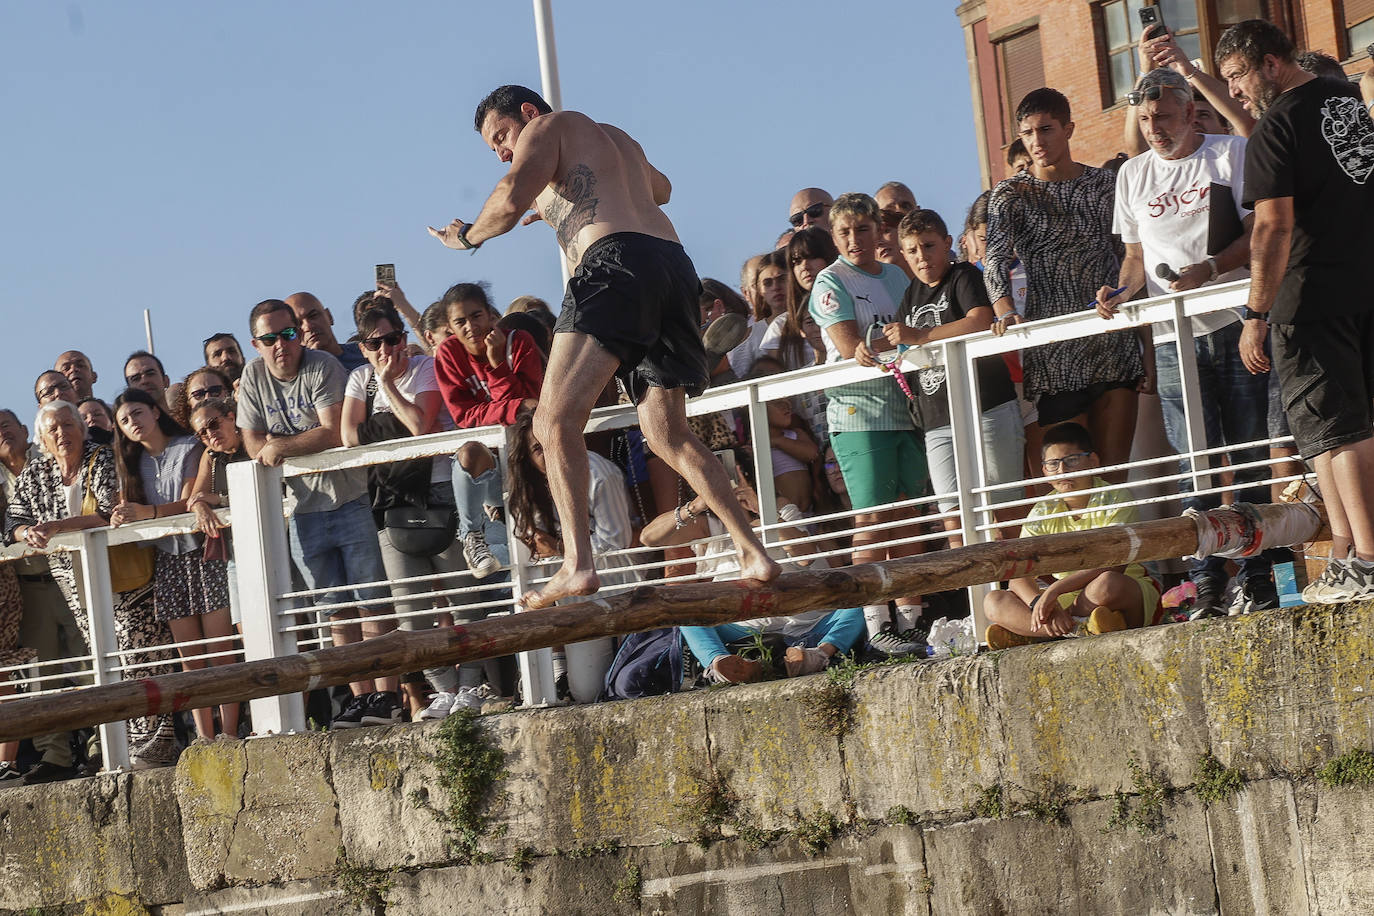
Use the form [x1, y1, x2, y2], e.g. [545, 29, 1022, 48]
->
[1155, 320, 1272, 584]
[452, 457, 510, 563]
[288, 495, 391, 609]
[681, 608, 866, 669]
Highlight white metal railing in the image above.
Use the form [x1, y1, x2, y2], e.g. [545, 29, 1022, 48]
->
[0, 278, 1301, 769]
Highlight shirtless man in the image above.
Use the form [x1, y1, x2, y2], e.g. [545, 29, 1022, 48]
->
[428, 85, 781, 607]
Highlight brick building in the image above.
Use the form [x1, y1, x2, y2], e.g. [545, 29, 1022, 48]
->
[957, 0, 1374, 188]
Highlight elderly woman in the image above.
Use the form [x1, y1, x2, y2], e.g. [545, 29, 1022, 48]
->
[3, 399, 179, 769]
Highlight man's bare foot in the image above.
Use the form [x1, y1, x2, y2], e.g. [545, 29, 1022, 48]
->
[519, 564, 600, 610]
[738, 550, 782, 584]
[710, 654, 763, 684]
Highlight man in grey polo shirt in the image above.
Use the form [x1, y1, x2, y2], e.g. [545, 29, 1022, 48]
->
[236, 299, 401, 729]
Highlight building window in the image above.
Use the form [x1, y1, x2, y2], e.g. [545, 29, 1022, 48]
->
[1000, 27, 1046, 135]
[1347, 0, 1374, 57]
[1101, 1, 1206, 104]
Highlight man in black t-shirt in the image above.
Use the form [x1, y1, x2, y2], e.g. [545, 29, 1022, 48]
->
[883, 210, 1023, 547]
[1218, 20, 1374, 603]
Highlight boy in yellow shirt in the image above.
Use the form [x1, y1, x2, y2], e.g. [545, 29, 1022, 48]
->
[983, 422, 1162, 648]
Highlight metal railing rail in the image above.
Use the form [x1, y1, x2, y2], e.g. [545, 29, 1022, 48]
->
[0, 278, 1295, 771]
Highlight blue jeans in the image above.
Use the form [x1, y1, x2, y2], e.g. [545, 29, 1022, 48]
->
[288, 495, 390, 610]
[452, 457, 510, 564]
[681, 608, 866, 669]
[1155, 321, 1272, 584]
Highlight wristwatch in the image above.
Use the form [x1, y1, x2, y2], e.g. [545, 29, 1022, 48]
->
[1242, 307, 1268, 322]
[457, 223, 480, 251]
[1205, 256, 1219, 281]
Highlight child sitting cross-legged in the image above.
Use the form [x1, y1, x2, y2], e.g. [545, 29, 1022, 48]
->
[982, 422, 1163, 649]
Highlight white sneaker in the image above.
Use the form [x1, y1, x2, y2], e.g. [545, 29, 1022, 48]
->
[454, 684, 497, 711]
[417, 691, 458, 721]
[1303, 558, 1374, 604]
[463, 531, 503, 580]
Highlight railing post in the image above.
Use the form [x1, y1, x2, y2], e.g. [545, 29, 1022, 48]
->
[1170, 299, 1208, 499]
[76, 529, 129, 771]
[227, 460, 306, 735]
[943, 339, 993, 638]
[501, 426, 557, 707]
[746, 384, 779, 545]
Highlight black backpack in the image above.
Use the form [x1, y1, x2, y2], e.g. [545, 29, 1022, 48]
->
[600, 628, 684, 701]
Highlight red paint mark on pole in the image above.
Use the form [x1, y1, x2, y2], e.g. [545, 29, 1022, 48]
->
[143, 679, 162, 716]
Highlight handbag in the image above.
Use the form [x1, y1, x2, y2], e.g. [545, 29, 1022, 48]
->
[81, 451, 155, 593]
[383, 506, 457, 558]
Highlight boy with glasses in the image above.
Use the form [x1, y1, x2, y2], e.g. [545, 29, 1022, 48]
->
[982, 422, 1162, 649]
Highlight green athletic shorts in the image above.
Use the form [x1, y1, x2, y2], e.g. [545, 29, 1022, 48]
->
[829, 429, 928, 510]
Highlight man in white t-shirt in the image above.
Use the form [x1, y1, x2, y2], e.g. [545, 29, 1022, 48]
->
[1096, 67, 1276, 619]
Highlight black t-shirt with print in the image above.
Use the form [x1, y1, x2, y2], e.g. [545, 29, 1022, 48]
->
[1243, 77, 1374, 324]
[899, 261, 1018, 430]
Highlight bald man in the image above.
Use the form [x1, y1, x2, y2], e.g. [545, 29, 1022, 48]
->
[874, 181, 920, 276]
[788, 188, 833, 232]
[286, 292, 367, 372]
[54, 350, 98, 400]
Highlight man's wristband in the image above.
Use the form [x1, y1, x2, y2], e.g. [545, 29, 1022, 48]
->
[457, 224, 480, 251]
[1242, 307, 1268, 322]
[1205, 256, 1219, 280]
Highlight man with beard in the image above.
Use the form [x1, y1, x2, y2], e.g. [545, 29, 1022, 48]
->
[202, 333, 246, 383]
[1096, 67, 1275, 619]
[1217, 20, 1374, 602]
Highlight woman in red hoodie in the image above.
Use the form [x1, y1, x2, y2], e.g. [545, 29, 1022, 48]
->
[434, 282, 544, 579]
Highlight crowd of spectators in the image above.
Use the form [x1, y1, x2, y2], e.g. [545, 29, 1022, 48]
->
[0, 18, 1369, 785]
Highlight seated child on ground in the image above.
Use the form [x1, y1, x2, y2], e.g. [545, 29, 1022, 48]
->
[640, 474, 863, 684]
[982, 422, 1162, 648]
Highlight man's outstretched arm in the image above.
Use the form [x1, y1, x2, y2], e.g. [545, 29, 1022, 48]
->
[430, 117, 560, 250]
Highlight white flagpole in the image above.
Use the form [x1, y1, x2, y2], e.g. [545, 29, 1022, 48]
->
[532, 0, 570, 286]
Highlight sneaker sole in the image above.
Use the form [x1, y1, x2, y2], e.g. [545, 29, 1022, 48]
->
[359, 716, 403, 727]
[330, 720, 365, 730]
[468, 561, 501, 580]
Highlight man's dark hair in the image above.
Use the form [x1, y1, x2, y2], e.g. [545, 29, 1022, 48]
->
[76, 397, 111, 422]
[897, 208, 948, 239]
[124, 350, 166, 378]
[1040, 421, 1095, 456]
[473, 85, 552, 132]
[1296, 49, 1346, 81]
[1015, 88, 1071, 127]
[964, 191, 992, 235]
[202, 332, 240, 362]
[1005, 137, 1029, 167]
[1214, 19, 1295, 70]
[441, 282, 494, 312]
[699, 278, 751, 319]
[249, 299, 294, 335]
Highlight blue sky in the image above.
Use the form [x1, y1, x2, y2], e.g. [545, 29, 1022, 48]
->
[0, 1, 981, 414]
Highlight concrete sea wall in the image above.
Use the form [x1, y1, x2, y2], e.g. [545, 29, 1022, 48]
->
[3, 602, 1374, 914]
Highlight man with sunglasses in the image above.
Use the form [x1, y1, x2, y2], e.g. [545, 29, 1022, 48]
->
[1097, 67, 1276, 620]
[236, 299, 396, 726]
[874, 181, 918, 277]
[788, 188, 833, 233]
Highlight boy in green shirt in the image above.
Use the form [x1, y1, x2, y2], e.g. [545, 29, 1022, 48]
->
[983, 422, 1162, 648]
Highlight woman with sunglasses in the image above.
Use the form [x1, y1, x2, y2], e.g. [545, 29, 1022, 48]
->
[171, 365, 235, 428]
[342, 306, 470, 721]
[110, 387, 236, 742]
[184, 396, 248, 739]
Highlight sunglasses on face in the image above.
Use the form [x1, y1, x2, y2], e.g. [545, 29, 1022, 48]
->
[188, 384, 227, 402]
[789, 202, 828, 227]
[1042, 451, 1092, 473]
[194, 416, 227, 442]
[360, 330, 405, 351]
[254, 326, 301, 346]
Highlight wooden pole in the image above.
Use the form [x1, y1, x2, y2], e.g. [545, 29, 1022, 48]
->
[0, 504, 1322, 744]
